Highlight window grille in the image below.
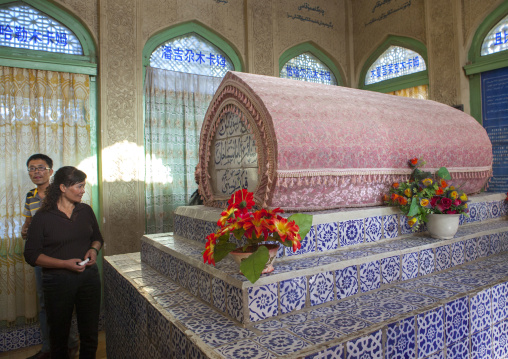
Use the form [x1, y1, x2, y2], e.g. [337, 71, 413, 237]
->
[481, 14, 508, 56]
[280, 52, 337, 85]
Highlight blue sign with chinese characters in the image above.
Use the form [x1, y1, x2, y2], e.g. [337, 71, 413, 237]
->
[161, 45, 228, 68]
[0, 24, 67, 46]
[370, 56, 421, 80]
[285, 65, 331, 81]
[482, 66, 508, 193]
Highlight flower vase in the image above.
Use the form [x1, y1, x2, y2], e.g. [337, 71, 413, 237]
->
[230, 244, 279, 274]
[427, 214, 461, 239]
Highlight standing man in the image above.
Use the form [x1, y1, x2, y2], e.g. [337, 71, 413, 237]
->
[22, 154, 79, 359]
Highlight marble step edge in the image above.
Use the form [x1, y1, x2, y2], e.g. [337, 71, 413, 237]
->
[142, 218, 508, 289]
[105, 253, 508, 359]
[174, 192, 507, 225]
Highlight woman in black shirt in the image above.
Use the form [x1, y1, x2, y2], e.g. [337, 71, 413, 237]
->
[25, 166, 103, 359]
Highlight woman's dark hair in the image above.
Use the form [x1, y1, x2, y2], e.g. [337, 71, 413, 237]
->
[40, 166, 87, 211]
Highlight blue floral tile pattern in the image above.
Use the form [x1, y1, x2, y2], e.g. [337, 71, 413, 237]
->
[317, 222, 338, 252]
[216, 339, 275, 359]
[492, 282, 508, 324]
[227, 284, 244, 323]
[201, 326, 255, 347]
[280, 313, 308, 326]
[492, 320, 508, 359]
[464, 237, 478, 262]
[321, 314, 371, 334]
[306, 344, 343, 359]
[419, 249, 435, 276]
[187, 267, 199, 297]
[478, 235, 490, 257]
[286, 322, 343, 344]
[398, 292, 437, 307]
[360, 261, 380, 293]
[365, 216, 382, 243]
[382, 256, 400, 284]
[413, 286, 456, 300]
[348, 305, 395, 323]
[310, 271, 334, 306]
[198, 270, 211, 303]
[417, 307, 444, 358]
[400, 215, 413, 235]
[451, 241, 464, 266]
[479, 203, 490, 221]
[249, 284, 278, 322]
[280, 277, 307, 315]
[339, 219, 364, 247]
[445, 296, 469, 345]
[435, 245, 451, 272]
[402, 252, 419, 281]
[252, 320, 285, 332]
[385, 316, 416, 359]
[212, 277, 226, 313]
[491, 201, 501, 218]
[288, 225, 316, 256]
[336, 266, 359, 300]
[253, 331, 310, 356]
[490, 233, 502, 255]
[378, 298, 418, 315]
[346, 330, 382, 359]
[471, 328, 492, 359]
[383, 214, 398, 239]
[180, 312, 236, 334]
[446, 338, 469, 359]
[471, 288, 492, 334]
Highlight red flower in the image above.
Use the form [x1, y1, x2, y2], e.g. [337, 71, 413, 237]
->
[242, 209, 271, 239]
[271, 217, 300, 244]
[397, 196, 408, 205]
[227, 189, 255, 213]
[439, 179, 448, 188]
[446, 210, 457, 214]
[430, 196, 440, 207]
[440, 197, 452, 210]
[392, 182, 399, 189]
[203, 233, 217, 265]
[409, 158, 418, 166]
[435, 188, 444, 195]
[391, 193, 399, 202]
[452, 199, 462, 206]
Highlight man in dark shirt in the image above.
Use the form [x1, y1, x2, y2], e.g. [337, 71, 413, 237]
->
[22, 154, 79, 359]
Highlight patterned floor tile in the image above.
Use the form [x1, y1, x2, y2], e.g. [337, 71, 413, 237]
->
[286, 322, 344, 344]
[252, 331, 310, 356]
[200, 326, 255, 347]
[320, 314, 372, 334]
[251, 319, 285, 332]
[348, 305, 395, 323]
[179, 313, 236, 334]
[377, 298, 419, 315]
[279, 312, 309, 326]
[412, 286, 457, 300]
[398, 292, 437, 307]
[216, 339, 276, 359]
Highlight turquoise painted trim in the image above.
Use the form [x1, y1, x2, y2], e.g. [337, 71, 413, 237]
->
[358, 35, 428, 92]
[0, 56, 97, 75]
[278, 42, 344, 86]
[362, 70, 428, 93]
[467, 2, 508, 123]
[0, 0, 97, 61]
[142, 21, 243, 71]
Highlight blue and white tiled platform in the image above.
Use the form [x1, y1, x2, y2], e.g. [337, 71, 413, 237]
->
[104, 193, 508, 358]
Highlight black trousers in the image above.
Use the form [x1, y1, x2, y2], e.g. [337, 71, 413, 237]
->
[43, 265, 101, 359]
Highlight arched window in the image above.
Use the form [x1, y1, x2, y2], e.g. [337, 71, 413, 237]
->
[0, 0, 97, 325]
[481, 13, 508, 56]
[280, 52, 337, 85]
[365, 46, 426, 85]
[464, 3, 508, 194]
[143, 23, 242, 234]
[360, 37, 428, 99]
[150, 33, 233, 76]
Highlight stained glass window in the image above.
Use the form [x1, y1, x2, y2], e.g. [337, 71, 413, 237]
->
[150, 33, 233, 77]
[481, 14, 508, 56]
[365, 46, 426, 85]
[280, 52, 337, 85]
[0, 3, 82, 55]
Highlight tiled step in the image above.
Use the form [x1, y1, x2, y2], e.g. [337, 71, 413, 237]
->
[104, 249, 508, 358]
[141, 216, 508, 325]
[174, 193, 507, 259]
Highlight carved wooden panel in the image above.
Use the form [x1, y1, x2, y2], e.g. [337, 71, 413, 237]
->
[54, 0, 99, 41]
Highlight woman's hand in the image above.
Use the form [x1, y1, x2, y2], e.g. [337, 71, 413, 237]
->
[63, 258, 87, 272]
[85, 248, 98, 266]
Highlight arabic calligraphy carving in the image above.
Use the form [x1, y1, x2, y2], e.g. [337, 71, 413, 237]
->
[288, 2, 333, 29]
[212, 111, 258, 196]
[298, 2, 325, 16]
[365, 0, 412, 27]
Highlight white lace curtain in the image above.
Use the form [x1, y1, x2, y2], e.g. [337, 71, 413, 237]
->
[0, 66, 90, 323]
[144, 67, 222, 234]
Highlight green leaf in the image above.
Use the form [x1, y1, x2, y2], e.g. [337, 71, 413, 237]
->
[288, 213, 313, 240]
[214, 242, 237, 263]
[239, 246, 269, 283]
[408, 197, 419, 217]
[437, 167, 451, 180]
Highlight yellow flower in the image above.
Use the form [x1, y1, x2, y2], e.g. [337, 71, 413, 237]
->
[459, 193, 467, 201]
[464, 203, 468, 208]
[404, 188, 412, 197]
[408, 217, 417, 227]
[450, 186, 455, 190]
[420, 198, 429, 207]
[450, 191, 458, 199]
[422, 178, 433, 186]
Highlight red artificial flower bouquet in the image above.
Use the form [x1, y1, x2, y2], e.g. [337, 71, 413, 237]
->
[203, 189, 312, 283]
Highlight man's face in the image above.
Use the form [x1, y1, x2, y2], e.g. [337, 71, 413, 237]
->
[27, 159, 53, 186]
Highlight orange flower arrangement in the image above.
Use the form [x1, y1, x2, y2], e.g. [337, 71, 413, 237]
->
[203, 189, 312, 283]
[384, 158, 470, 231]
